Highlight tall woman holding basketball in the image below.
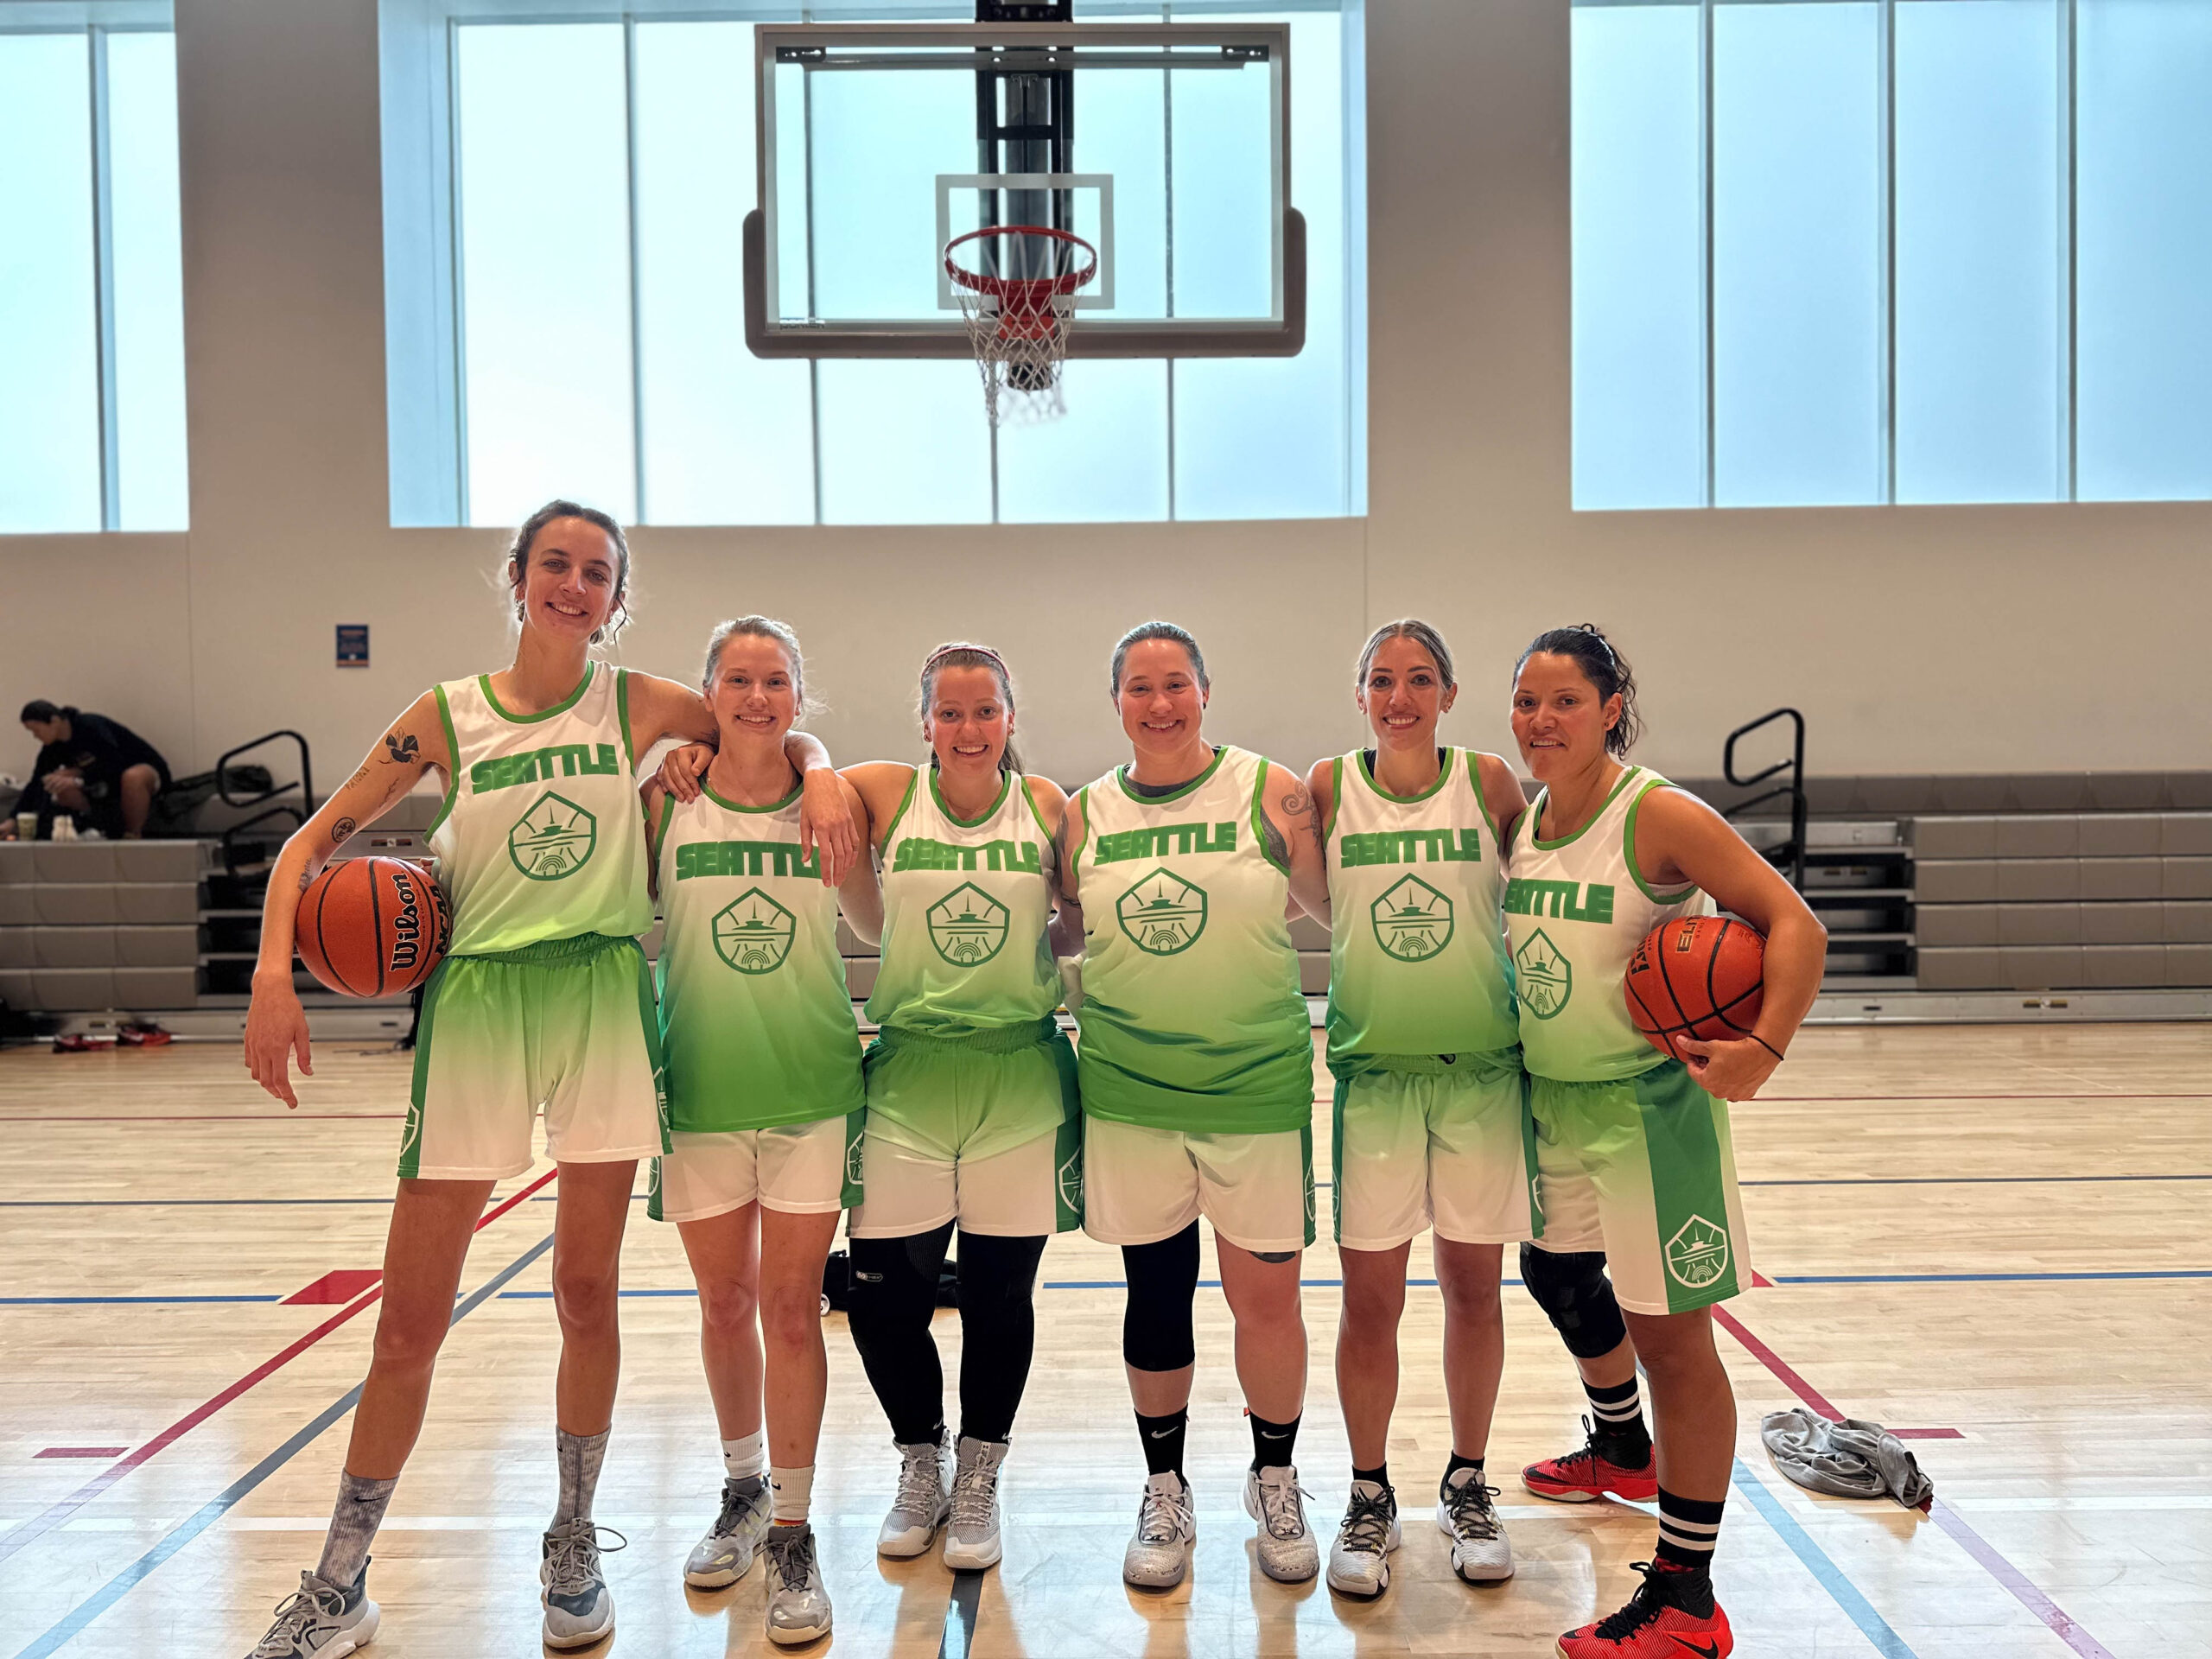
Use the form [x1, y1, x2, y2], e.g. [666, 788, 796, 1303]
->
[1308, 620, 1538, 1599]
[1505, 625, 1822, 1659]
[1058, 620, 1332, 1589]
[238, 503, 857, 1659]
[643, 616, 875, 1647]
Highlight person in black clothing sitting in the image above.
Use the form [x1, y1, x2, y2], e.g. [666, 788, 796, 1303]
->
[7, 701, 172, 839]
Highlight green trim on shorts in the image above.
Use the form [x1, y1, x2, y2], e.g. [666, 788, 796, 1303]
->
[457, 930, 636, 966]
[874, 1014, 1059, 1056]
[400, 954, 453, 1179]
[1300, 1122, 1317, 1249]
[842, 1107, 868, 1210]
[628, 937, 672, 1152]
[1049, 1029, 1084, 1232]
[1329, 1076, 1347, 1246]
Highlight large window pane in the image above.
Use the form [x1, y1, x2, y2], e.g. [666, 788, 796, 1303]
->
[2077, 0, 2212, 501]
[633, 22, 812, 525]
[817, 361, 992, 524]
[1895, 0, 2063, 504]
[1571, 2, 1705, 512]
[0, 34, 101, 533]
[108, 29, 191, 531]
[1174, 10, 1348, 520]
[1713, 2, 1883, 507]
[457, 24, 635, 526]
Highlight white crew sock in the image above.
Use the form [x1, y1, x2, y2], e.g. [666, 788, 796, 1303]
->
[722, 1431, 766, 1483]
[770, 1463, 815, 1526]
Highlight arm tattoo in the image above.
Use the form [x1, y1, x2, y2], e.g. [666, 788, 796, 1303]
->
[1261, 811, 1292, 869]
[346, 764, 370, 787]
[329, 817, 357, 847]
[383, 731, 420, 766]
[297, 869, 313, 893]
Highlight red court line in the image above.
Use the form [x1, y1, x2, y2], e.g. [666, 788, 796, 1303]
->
[35, 1448, 127, 1460]
[0, 1168, 558, 1565]
[0, 1114, 407, 1123]
[1891, 1428, 1966, 1440]
[1758, 1093, 2212, 1103]
[1714, 1303, 2116, 1659]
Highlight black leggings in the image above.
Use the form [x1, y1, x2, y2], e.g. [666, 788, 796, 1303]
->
[846, 1223, 1048, 1446]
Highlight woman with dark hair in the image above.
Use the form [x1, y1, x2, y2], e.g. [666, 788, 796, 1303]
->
[238, 501, 859, 1659]
[1058, 620, 1332, 1590]
[1306, 620, 1536, 1599]
[1505, 624, 1824, 1659]
[10, 700, 171, 839]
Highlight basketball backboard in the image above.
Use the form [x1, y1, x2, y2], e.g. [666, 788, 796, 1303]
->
[742, 19, 1305, 362]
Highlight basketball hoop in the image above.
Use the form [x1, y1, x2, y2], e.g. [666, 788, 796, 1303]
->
[944, 225, 1099, 426]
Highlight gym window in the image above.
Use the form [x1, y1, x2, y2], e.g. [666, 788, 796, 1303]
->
[1572, 0, 2212, 510]
[379, 1, 1368, 529]
[0, 9, 188, 533]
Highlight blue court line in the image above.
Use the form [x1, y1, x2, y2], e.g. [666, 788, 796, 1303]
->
[1732, 1458, 1919, 1658]
[10, 1230, 557, 1659]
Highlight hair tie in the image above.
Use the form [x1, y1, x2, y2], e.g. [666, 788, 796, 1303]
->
[1577, 624, 1618, 667]
[924, 644, 1008, 674]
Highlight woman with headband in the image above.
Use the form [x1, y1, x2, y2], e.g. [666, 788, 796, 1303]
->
[1306, 620, 1537, 1599]
[837, 644, 1080, 1574]
[1505, 624, 1823, 1659]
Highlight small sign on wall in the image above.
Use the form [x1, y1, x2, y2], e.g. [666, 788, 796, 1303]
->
[336, 624, 369, 667]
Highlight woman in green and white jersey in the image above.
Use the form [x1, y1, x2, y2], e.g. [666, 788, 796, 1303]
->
[1506, 625, 1825, 1659]
[642, 617, 874, 1649]
[1058, 620, 1332, 1590]
[238, 505, 858, 1659]
[831, 644, 1080, 1576]
[1306, 620, 1535, 1599]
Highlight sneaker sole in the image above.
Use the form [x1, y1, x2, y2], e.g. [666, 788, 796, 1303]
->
[876, 1517, 947, 1559]
[1122, 1560, 1190, 1591]
[541, 1614, 613, 1650]
[683, 1555, 756, 1589]
[766, 1617, 832, 1646]
[1325, 1560, 1389, 1598]
[943, 1535, 1003, 1572]
[1522, 1473, 1659, 1503]
[321, 1605, 379, 1655]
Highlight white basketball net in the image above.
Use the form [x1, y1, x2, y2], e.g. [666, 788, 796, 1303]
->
[953, 283, 1078, 427]
[944, 226, 1098, 428]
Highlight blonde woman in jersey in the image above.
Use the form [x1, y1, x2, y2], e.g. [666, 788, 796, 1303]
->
[1058, 620, 1332, 1590]
[238, 504, 858, 1659]
[1307, 620, 1536, 1599]
[642, 617, 874, 1649]
[1504, 625, 1823, 1659]
[836, 644, 1080, 1574]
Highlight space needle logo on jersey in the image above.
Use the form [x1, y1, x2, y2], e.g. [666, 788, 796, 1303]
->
[1116, 869, 1208, 956]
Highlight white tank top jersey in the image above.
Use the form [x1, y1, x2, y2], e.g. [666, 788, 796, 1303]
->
[425, 663, 652, 957]
[1324, 747, 1517, 1065]
[1505, 765, 1707, 1084]
[866, 766, 1062, 1037]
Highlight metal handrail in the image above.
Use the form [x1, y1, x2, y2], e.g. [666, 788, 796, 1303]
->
[215, 729, 314, 812]
[1722, 707, 1806, 892]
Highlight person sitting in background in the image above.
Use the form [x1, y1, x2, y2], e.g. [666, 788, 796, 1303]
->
[6, 701, 172, 839]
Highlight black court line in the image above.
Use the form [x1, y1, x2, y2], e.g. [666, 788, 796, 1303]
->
[938, 1567, 986, 1659]
[13, 1230, 557, 1659]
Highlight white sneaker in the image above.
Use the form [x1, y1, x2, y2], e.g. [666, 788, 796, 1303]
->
[540, 1520, 624, 1649]
[1243, 1464, 1320, 1584]
[763, 1522, 834, 1646]
[1435, 1467, 1515, 1582]
[1122, 1471, 1198, 1589]
[877, 1434, 951, 1558]
[944, 1436, 1007, 1571]
[684, 1474, 772, 1587]
[245, 1567, 380, 1657]
[1325, 1481, 1402, 1597]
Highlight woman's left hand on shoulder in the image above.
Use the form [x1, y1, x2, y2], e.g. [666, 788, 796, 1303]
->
[1671, 1034, 1779, 1102]
[799, 769, 863, 886]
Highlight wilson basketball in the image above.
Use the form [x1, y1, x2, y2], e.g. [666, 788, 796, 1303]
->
[1626, 915, 1765, 1058]
[296, 855, 451, 998]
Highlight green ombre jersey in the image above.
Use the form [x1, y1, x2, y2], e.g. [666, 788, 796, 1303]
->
[866, 767, 1062, 1037]
[426, 664, 653, 956]
[1324, 748, 1517, 1065]
[652, 779, 863, 1132]
[1071, 746, 1312, 1135]
[1505, 766, 1707, 1083]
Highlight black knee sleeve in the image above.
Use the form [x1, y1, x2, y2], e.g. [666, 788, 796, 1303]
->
[1520, 1243, 1629, 1361]
[847, 1224, 955, 1444]
[953, 1231, 1048, 1443]
[1122, 1222, 1200, 1373]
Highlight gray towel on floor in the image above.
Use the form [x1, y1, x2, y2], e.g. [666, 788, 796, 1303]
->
[1760, 1408, 1935, 1511]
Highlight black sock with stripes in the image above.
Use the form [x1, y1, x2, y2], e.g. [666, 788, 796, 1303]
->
[1653, 1487, 1724, 1610]
[1586, 1375, 1652, 1465]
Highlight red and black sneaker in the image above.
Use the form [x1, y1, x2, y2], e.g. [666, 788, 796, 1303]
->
[1557, 1561, 1732, 1659]
[1522, 1414, 1659, 1503]
[118, 1021, 173, 1047]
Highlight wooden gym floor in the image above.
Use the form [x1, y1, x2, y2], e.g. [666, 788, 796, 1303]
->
[3, 1024, 2209, 1659]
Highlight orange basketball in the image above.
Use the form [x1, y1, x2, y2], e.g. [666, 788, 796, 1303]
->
[296, 855, 451, 997]
[1626, 914, 1765, 1058]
